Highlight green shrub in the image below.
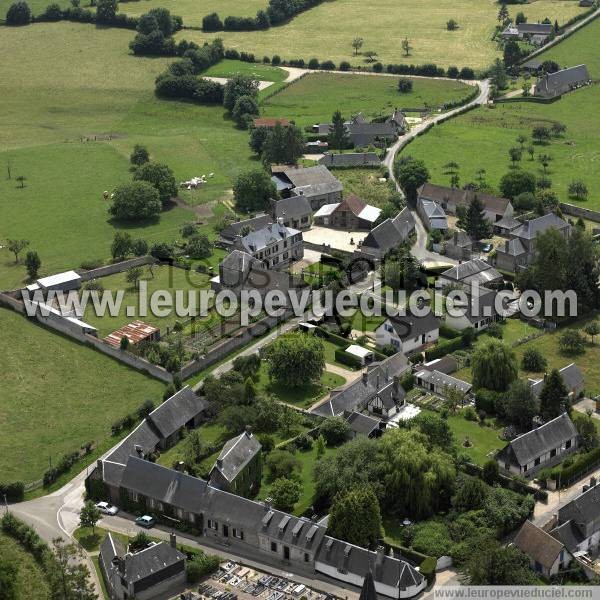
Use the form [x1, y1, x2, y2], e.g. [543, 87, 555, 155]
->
[0, 481, 25, 503]
[334, 348, 362, 368]
[186, 552, 220, 582]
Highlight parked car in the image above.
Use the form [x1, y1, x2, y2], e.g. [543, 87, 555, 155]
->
[95, 501, 118, 516]
[135, 515, 155, 528]
[481, 243, 493, 253]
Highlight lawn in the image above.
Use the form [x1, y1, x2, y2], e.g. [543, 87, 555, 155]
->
[0, 533, 51, 600]
[202, 59, 288, 82]
[81, 265, 211, 337]
[255, 361, 346, 408]
[401, 84, 600, 209]
[177, 0, 584, 69]
[334, 168, 395, 208]
[420, 408, 504, 465]
[257, 443, 342, 516]
[0, 307, 165, 483]
[261, 73, 474, 128]
[534, 16, 600, 78]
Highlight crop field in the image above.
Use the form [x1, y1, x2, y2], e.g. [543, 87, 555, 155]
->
[178, 0, 584, 69]
[533, 15, 600, 78]
[400, 84, 600, 209]
[261, 72, 474, 127]
[0, 307, 164, 483]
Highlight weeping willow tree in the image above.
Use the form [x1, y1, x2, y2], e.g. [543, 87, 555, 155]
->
[471, 338, 518, 392]
[379, 429, 456, 520]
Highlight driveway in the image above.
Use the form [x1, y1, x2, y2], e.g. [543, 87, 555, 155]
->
[382, 79, 491, 268]
[303, 225, 369, 252]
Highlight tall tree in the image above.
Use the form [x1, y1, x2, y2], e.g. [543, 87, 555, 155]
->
[233, 169, 277, 213]
[351, 37, 364, 55]
[79, 500, 101, 534]
[264, 332, 325, 387]
[328, 487, 383, 549]
[47, 538, 97, 600]
[223, 74, 259, 112]
[109, 181, 161, 221]
[472, 339, 518, 392]
[401, 37, 412, 56]
[464, 195, 492, 240]
[395, 157, 429, 205]
[133, 162, 177, 207]
[505, 379, 538, 432]
[330, 110, 348, 152]
[539, 369, 568, 421]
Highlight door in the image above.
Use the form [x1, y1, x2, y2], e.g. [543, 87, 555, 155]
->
[223, 524, 229, 538]
[284, 546, 290, 560]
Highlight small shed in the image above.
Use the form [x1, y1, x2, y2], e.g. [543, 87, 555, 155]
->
[104, 320, 160, 348]
[35, 270, 82, 292]
[345, 344, 374, 365]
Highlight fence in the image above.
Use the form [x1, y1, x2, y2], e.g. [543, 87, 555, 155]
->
[78, 255, 155, 281]
[560, 202, 600, 224]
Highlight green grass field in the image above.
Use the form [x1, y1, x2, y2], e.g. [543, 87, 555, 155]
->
[0, 533, 51, 599]
[534, 16, 600, 78]
[177, 0, 584, 69]
[0, 307, 164, 483]
[400, 84, 600, 209]
[261, 73, 474, 127]
[81, 265, 210, 337]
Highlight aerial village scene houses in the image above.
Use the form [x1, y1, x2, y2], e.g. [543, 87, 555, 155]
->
[4, 0, 600, 597]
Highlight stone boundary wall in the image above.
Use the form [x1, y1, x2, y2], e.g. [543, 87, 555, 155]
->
[78, 256, 156, 281]
[560, 202, 600, 223]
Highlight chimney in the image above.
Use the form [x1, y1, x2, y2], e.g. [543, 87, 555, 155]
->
[216, 457, 223, 468]
[376, 374, 380, 389]
[170, 533, 177, 549]
[375, 545, 386, 577]
[245, 425, 252, 438]
[393, 375, 400, 393]
[362, 371, 368, 384]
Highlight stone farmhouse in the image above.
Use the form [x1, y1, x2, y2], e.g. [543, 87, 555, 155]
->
[360, 208, 415, 259]
[501, 21, 553, 43]
[493, 212, 571, 273]
[313, 193, 381, 230]
[272, 195, 313, 230]
[535, 64, 591, 98]
[496, 413, 578, 478]
[417, 183, 514, 224]
[272, 165, 343, 211]
[100, 532, 186, 600]
[232, 221, 304, 270]
[375, 313, 440, 354]
[209, 428, 262, 498]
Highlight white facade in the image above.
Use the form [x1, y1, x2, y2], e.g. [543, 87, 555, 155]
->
[375, 319, 439, 354]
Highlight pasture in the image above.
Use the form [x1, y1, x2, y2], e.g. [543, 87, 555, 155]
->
[399, 84, 600, 209]
[533, 15, 600, 78]
[261, 72, 474, 127]
[0, 307, 164, 483]
[178, 0, 584, 69]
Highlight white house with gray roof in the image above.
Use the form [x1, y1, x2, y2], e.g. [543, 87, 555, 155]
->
[439, 259, 503, 289]
[375, 312, 440, 354]
[416, 198, 448, 231]
[496, 413, 578, 478]
[233, 221, 303, 269]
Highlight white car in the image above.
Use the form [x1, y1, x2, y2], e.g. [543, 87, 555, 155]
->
[95, 501, 119, 516]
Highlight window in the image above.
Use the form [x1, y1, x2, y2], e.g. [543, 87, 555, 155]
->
[283, 252, 289, 260]
[566, 439, 572, 449]
[129, 490, 138, 502]
[550, 449, 557, 458]
[385, 324, 393, 333]
[304, 553, 310, 562]
[271, 542, 278, 552]
[284, 241, 288, 248]
[534, 457, 540, 466]
[207, 519, 218, 530]
[273, 257, 279, 265]
[233, 529, 244, 540]
[523, 464, 528, 472]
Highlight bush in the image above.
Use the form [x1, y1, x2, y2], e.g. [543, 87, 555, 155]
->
[521, 348, 547, 372]
[439, 324, 461, 339]
[43, 451, 79, 486]
[398, 78, 413, 93]
[319, 417, 351, 446]
[321, 60, 336, 70]
[339, 61, 351, 71]
[202, 12, 223, 31]
[186, 553, 220, 582]
[0, 481, 25, 503]
[6, 0, 31, 24]
[400, 372, 415, 392]
[308, 58, 320, 69]
[271, 55, 281, 65]
[295, 432, 313, 451]
[372, 62, 383, 73]
[463, 406, 478, 421]
[475, 388, 505, 415]
[334, 348, 362, 368]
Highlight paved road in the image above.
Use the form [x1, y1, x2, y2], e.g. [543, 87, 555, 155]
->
[382, 79, 491, 267]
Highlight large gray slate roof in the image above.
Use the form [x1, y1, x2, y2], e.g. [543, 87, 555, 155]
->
[557, 481, 600, 532]
[441, 259, 501, 285]
[318, 152, 381, 168]
[312, 353, 409, 417]
[273, 195, 313, 220]
[122, 541, 186, 584]
[315, 537, 424, 590]
[147, 386, 208, 439]
[385, 312, 441, 341]
[211, 430, 262, 483]
[529, 364, 584, 397]
[346, 411, 381, 436]
[282, 165, 341, 188]
[415, 369, 472, 394]
[537, 64, 591, 97]
[240, 223, 300, 253]
[498, 413, 577, 467]
[361, 208, 415, 254]
[512, 213, 570, 240]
